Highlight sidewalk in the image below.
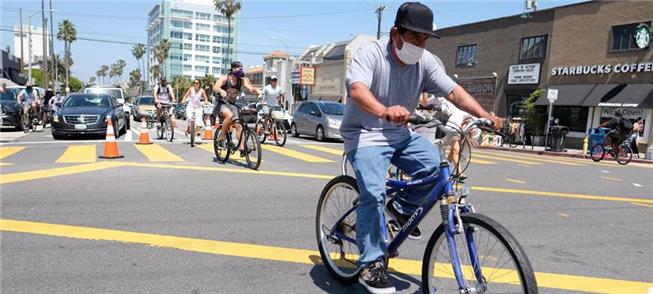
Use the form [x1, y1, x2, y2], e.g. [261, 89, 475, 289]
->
[478, 144, 653, 164]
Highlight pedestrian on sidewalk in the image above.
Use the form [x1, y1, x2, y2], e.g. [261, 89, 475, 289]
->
[629, 117, 644, 158]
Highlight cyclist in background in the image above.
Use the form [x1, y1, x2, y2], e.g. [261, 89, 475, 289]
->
[341, 3, 502, 293]
[153, 77, 176, 123]
[258, 75, 284, 134]
[181, 79, 209, 137]
[598, 111, 632, 150]
[17, 83, 39, 121]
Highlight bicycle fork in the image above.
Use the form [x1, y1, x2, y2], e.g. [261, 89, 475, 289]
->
[441, 195, 486, 293]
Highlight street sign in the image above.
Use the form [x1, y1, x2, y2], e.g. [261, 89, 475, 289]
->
[547, 88, 558, 103]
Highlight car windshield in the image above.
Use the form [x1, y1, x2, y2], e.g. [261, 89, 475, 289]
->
[86, 88, 122, 100]
[0, 88, 19, 101]
[318, 103, 343, 115]
[137, 97, 154, 105]
[64, 95, 111, 108]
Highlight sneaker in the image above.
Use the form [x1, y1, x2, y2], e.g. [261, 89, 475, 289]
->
[386, 200, 422, 240]
[239, 149, 246, 158]
[359, 261, 395, 294]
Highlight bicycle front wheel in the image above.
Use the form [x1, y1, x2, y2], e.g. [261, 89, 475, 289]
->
[156, 120, 164, 139]
[244, 130, 261, 170]
[273, 121, 287, 146]
[316, 175, 361, 284]
[615, 145, 632, 165]
[213, 129, 230, 162]
[165, 117, 174, 142]
[422, 213, 538, 294]
[590, 144, 604, 162]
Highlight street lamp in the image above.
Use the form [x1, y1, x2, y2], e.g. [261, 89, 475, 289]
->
[27, 9, 56, 84]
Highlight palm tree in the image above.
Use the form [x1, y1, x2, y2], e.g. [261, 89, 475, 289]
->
[214, 0, 241, 64]
[57, 19, 77, 94]
[89, 76, 96, 85]
[115, 59, 127, 82]
[131, 43, 146, 94]
[153, 39, 170, 78]
[47, 54, 66, 87]
[150, 65, 161, 82]
[97, 65, 109, 84]
[129, 69, 142, 94]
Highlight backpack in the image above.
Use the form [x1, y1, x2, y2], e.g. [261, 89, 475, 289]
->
[619, 117, 633, 132]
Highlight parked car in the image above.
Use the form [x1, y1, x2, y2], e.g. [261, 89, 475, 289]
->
[51, 93, 127, 139]
[291, 101, 343, 141]
[84, 87, 130, 129]
[1, 87, 24, 131]
[132, 96, 156, 122]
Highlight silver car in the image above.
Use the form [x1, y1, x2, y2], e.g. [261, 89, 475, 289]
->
[291, 101, 343, 141]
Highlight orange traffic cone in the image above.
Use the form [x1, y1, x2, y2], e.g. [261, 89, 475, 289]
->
[136, 118, 152, 145]
[99, 116, 124, 159]
[202, 117, 213, 140]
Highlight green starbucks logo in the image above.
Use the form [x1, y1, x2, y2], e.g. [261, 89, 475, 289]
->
[635, 24, 650, 49]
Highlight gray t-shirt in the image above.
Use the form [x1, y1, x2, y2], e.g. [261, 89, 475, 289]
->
[262, 84, 283, 106]
[341, 39, 457, 153]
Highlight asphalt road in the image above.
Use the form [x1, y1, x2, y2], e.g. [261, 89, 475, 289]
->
[1, 120, 652, 294]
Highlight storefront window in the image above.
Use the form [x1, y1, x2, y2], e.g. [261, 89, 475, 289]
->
[611, 22, 650, 51]
[552, 106, 589, 132]
[456, 44, 477, 66]
[519, 35, 548, 61]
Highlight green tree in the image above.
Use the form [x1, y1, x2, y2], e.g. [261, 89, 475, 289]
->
[149, 65, 161, 82]
[153, 39, 170, 78]
[89, 76, 96, 85]
[201, 74, 216, 96]
[57, 19, 77, 94]
[172, 76, 191, 101]
[525, 89, 546, 136]
[132, 43, 146, 94]
[23, 68, 44, 87]
[128, 69, 142, 94]
[115, 59, 127, 82]
[46, 54, 67, 89]
[68, 76, 83, 92]
[213, 0, 241, 64]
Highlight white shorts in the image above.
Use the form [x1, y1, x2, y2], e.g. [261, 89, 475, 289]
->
[186, 107, 205, 127]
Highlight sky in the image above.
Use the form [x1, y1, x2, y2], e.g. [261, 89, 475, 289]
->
[0, 0, 586, 83]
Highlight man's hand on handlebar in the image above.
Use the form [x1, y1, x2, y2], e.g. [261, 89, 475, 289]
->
[486, 115, 504, 130]
[382, 105, 410, 124]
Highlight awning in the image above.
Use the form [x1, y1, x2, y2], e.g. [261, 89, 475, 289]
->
[581, 83, 653, 108]
[535, 84, 596, 106]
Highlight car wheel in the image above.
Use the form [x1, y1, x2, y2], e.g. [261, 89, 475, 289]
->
[52, 132, 64, 140]
[125, 115, 131, 130]
[316, 125, 325, 142]
[113, 118, 121, 138]
[291, 123, 299, 137]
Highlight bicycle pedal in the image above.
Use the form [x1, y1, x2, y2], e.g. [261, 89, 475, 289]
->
[389, 250, 399, 258]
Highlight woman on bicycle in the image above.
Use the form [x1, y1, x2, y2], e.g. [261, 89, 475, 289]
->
[181, 79, 209, 137]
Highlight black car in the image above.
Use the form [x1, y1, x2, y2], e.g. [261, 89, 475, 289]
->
[1, 87, 24, 131]
[51, 93, 128, 139]
[174, 102, 187, 120]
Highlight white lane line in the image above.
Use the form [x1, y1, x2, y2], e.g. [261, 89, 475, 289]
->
[601, 170, 611, 174]
[632, 183, 643, 187]
[124, 129, 133, 141]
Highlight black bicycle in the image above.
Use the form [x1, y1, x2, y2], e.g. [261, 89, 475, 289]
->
[255, 104, 287, 147]
[156, 102, 174, 142]
[213, 109, 262, 170]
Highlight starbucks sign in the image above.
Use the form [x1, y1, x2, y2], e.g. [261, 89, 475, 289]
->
[635, 24, 650, 49]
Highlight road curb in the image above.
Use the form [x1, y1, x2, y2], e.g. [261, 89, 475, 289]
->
[478, 146, 653, 164]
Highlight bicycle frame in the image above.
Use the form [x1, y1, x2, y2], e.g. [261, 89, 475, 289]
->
[330, 161, 485, 290]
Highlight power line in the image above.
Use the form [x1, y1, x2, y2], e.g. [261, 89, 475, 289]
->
[238, 8, 369, 19]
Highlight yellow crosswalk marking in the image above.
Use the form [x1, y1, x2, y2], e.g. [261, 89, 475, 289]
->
[0, 162, 124, 184]
[1, 219, 651, 293]
[56, 145, 97, 163]
[0, 147, 26, 160]
[472, 153, 539, 165]
[134, 144, 184, 162]
[301, 145, 343, 156]
[197, 144, 248, 161]
[476, 150, 584, 166]
[262, 145, 334, 163]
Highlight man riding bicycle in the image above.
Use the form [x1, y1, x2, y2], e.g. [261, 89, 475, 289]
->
[213, 61, 260, 157]
[153, 77, 176, 123]
[598, 111, 632, 150]
[258, 75, 284, 134]
[341, 3, 502, 293]
[17, 83, 40, 123]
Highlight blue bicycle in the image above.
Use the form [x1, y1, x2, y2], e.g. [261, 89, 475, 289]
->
[316, 117, 538, 293]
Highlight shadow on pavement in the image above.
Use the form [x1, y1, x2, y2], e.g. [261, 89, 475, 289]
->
[308, 255, 423, 293]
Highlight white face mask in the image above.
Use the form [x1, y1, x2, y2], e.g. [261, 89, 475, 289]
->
[394, 35, 424, 65]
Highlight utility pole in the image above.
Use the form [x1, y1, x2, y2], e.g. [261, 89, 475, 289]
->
[50, 0, 56, 91]
[19, 8, 24, 72]
[375, 5, 386, 40]
[42, 0, 48, 89]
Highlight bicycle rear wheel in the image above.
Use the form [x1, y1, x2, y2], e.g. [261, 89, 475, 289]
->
[615, 145, 632, 165]
[316, 175, 361, 284]
[422, 213, 538, 294]
[273, 121, 287, 146]
[255, 120, 266, 143]
[590, 144, 604, 162]
[165, 117, 174, 142]
[214, 129, 230, 162]
[189, 120, 196, 147]
[156, 119, 164, 139]
[244, 130, 261, 170]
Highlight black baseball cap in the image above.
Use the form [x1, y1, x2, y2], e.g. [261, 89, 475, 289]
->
[231, 61, 243, 69]
[394, 2, 439, 39]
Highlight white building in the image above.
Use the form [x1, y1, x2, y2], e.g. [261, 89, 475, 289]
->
[13, 25, 49, 67]
[146, 0, 240, 82]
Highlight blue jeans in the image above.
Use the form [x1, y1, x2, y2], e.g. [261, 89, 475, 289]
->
[347, 133, 441, 266]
